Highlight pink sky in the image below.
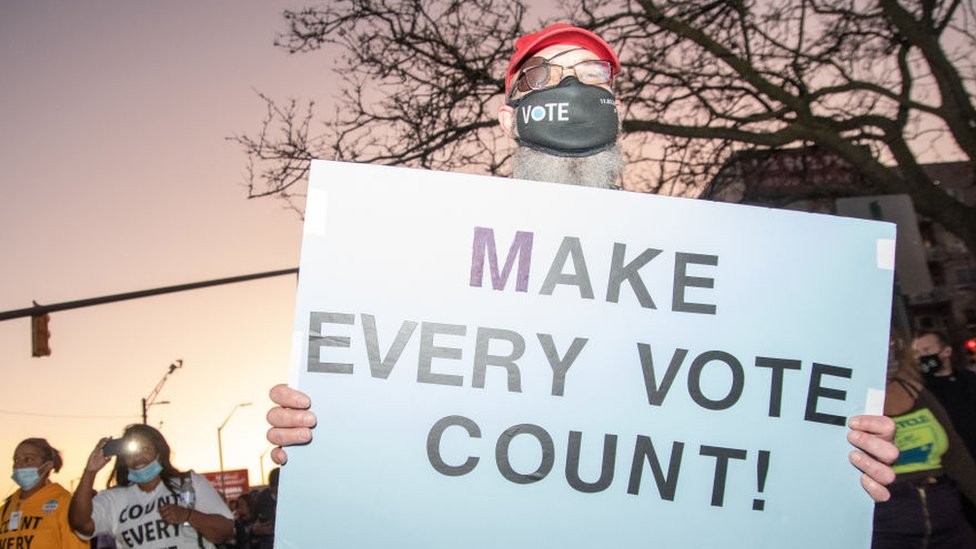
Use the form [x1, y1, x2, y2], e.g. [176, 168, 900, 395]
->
[0, 1, 335, 493]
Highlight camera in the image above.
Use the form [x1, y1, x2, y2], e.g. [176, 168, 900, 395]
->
[103, 438, 127, 456]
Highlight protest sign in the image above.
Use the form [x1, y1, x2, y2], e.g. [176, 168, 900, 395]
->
[276, 160, 895, 548]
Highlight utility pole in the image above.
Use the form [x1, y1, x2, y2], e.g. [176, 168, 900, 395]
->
[143, 360, 182, 424]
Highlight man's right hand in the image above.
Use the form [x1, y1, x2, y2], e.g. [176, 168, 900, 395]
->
[266, 384, 317, 464]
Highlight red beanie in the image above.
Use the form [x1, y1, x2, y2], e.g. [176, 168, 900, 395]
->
[505, 24, 620, 93]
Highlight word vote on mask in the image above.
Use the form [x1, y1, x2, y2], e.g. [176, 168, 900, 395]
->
[509, 77, 619, 157]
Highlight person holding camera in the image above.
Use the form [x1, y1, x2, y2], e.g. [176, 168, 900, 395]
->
[68, 424, 233, 549]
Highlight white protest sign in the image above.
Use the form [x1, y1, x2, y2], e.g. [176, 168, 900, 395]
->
[276, 160, 895, 548]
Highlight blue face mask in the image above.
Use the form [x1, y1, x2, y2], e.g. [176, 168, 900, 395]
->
[11, 467, 43, 491]
[127, 459, 163, 484]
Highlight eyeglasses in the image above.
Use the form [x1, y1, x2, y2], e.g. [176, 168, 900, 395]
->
[511, 49, 613, 96]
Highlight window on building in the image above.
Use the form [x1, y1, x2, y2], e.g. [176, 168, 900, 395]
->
[919, 221, 936, 249]
[964, 309, 976, 326]
[956, 267, 976, 286]
[930, 262, 946, 286]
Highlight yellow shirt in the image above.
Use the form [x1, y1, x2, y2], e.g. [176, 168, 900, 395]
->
[0, 482, 88, 549]
[892, 407, 950, 475]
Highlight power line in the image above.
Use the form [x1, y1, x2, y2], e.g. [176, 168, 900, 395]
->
[0, 409, 140, 420]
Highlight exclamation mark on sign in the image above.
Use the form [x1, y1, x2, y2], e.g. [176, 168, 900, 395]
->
[753, 450, 770, 511]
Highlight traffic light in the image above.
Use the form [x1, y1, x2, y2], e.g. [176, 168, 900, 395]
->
[31, 313, 51, 357]
[966, 338, 976, 366]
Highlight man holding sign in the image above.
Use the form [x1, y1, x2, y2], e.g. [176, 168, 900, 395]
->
[266, 23, 898, 546]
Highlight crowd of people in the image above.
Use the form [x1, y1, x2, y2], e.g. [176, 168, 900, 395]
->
[2, 427, 277, 549]
[217, 467, 277, 549]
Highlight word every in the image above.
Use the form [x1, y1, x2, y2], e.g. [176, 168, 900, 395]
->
[0, 536, 35, 549]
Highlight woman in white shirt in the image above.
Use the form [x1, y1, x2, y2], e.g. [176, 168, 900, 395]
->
[68, 424, 234, 549]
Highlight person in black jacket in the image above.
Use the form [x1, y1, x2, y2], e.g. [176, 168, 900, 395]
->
[913, 330, 976, 459]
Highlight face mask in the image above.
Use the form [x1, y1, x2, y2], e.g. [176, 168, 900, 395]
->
[918, 354, 943, 376]
[11, 467, 43, 491]
[508, 77, 619, 157]
[127, 459, 163, 484]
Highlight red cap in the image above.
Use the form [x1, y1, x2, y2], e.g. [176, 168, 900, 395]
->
[505, 24, 620, 93]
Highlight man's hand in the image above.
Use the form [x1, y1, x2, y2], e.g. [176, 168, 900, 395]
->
[266, 384, 317, 465]
[847, 415, 898, 502]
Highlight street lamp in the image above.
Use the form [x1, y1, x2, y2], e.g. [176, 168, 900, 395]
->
[142, 359, 182, 424]
[259, 444, 273, 485]
[217, 401, 252, 497]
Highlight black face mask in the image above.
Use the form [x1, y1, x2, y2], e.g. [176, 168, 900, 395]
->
[508, 77, 619, 157]
[918, 353, 943, 376]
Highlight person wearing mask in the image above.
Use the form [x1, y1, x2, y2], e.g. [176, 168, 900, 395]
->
[68, 424, 233, 549]
[1, 438, 88, 548]
[912, 330, 976, 459]
[873, 336, 976, 547]
[264, 23, 899, 502]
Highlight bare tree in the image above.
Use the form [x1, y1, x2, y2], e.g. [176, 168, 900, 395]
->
[232, 0, 529, 213]
[232, 0, 976, 255]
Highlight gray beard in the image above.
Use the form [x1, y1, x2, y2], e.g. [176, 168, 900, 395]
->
[511, 144, 624, 189]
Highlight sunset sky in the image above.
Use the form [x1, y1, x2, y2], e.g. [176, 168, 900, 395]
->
[0, 1, 343, 494]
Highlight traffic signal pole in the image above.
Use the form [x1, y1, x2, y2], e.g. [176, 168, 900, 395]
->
[0, 268, 299, 356]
